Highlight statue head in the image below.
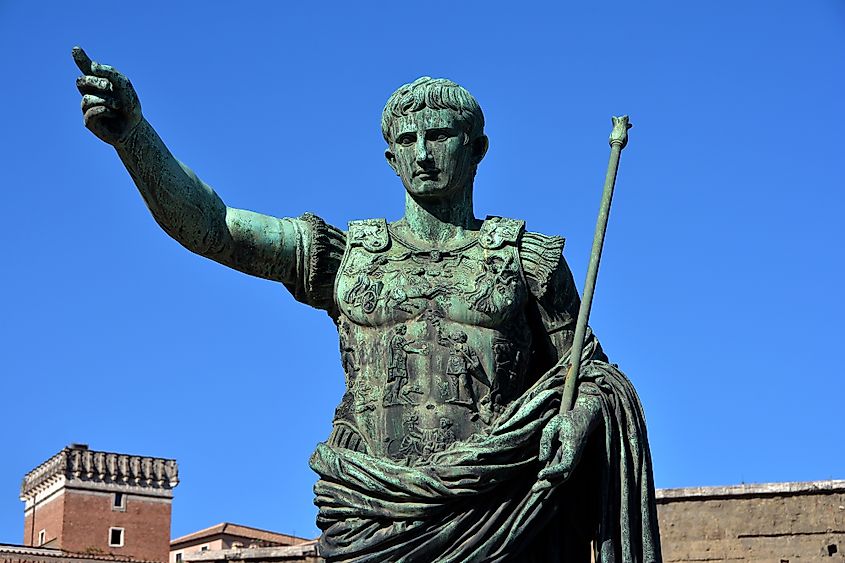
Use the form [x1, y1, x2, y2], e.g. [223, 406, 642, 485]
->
[449, 330, 468, 343]
[382, 77, 489, 200]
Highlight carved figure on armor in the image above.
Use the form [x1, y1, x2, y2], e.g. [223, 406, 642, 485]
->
[338, 321, 359, 382]
[433, 417, 456, 451]
[491, 337, 525, 406]
[354, 384, 377, 413]
[383, 325, 427, 407]
[466, 254, 519, 314]
[396, 412, 424, 459]
[392, 413, 458, 464]
[442, 329, 480, 406]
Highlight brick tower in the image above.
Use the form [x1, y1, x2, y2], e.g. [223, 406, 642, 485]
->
[20, 444, 179, 562]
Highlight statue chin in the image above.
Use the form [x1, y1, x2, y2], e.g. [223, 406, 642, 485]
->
[403, 179, 463, 201]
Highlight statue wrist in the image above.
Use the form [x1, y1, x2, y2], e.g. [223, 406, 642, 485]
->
[114, 115, 146, 148]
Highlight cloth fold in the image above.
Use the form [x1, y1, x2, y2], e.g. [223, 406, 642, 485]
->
[311, 341, 661, 562]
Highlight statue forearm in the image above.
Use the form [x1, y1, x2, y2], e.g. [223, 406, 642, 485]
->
[114, 118, 232, 258]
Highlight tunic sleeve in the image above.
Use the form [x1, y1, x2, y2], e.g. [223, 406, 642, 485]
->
[280, 212, 346, 317]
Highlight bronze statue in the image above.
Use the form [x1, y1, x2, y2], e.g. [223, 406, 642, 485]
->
[73, 46, 661, 562]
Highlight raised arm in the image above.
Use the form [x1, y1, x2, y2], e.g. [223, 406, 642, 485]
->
[72, 47, 298, 283]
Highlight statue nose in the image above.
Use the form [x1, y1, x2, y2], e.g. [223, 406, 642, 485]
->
[416, 138, 429, 162]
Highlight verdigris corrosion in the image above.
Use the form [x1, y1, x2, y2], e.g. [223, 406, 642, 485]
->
[73, 46, 662, 562]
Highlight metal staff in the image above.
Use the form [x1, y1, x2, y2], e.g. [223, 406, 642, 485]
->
[559, 115, 632, 414]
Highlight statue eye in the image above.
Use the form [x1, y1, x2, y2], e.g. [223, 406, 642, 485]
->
[397, 134, 415, 146]
[428, 130, 451, 142]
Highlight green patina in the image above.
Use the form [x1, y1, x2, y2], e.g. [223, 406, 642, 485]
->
[72, 47, 661, 562]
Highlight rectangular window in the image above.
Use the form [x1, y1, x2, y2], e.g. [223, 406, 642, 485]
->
[109, 527, 124, 547]
[200, 546, 209, 552]
[175, 553, 183, 563]
[112, 492, 126, 511]
[38, 529, 46, 546]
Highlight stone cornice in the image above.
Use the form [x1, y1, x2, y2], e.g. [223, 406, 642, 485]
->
[183, 544, 318, 562]
[656, 479, 845, 503]
[21, 445, 178, 501]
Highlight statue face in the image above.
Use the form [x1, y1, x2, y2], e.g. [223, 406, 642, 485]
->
[385, 108, 487, 199]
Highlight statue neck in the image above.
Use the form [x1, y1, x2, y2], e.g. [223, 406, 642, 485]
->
[400, 186, 480, 245]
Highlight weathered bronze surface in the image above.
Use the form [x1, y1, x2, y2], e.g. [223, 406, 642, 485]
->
[73, 46, 662, 562]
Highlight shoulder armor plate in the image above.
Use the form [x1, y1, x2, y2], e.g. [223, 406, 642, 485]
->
[348, 218, 390, 252]
[479, 216, 525, 249]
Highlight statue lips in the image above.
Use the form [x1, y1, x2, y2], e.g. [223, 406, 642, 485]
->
[414, 168, 440, 181]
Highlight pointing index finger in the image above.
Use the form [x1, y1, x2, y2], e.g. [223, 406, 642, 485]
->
[72, 46, 93, 75]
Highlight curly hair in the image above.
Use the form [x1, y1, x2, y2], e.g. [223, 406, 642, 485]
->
[381, 77, 485, 145]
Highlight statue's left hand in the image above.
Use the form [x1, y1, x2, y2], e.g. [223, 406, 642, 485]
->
[533, 393, 602, 491]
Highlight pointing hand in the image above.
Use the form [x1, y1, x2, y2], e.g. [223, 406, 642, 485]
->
[72, 47, 142, 145]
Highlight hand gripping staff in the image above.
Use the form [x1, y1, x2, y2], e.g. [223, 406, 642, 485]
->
[559, 116, 632, 414]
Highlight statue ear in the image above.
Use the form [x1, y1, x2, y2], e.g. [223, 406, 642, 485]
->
[472, 135, 489, 164]
[385, 148, 399, 175]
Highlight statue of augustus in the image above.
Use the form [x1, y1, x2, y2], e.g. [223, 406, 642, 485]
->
[73, 47, 662, 562]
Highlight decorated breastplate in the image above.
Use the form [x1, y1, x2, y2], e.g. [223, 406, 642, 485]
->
[330, 217, 533, 464]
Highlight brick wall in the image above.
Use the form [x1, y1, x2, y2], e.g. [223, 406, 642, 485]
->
[60, 491, 171, 562]
[24, 493, 65, 547]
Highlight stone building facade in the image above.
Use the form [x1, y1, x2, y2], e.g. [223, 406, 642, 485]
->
[170, 523, 311, 563]
[181, 544, 318, 563]
[657, 480, 845, 562]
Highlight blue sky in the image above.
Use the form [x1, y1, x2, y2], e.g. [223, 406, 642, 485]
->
[1, 0, 843, 542]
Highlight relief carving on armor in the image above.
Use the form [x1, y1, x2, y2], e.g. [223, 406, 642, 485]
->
[466, 254, 519, 314]
[344, 273, 384, 314]
[334, 320, 362, 423]
[491, 338, 524, 406]
[354, 383, 377, 413]
[440, 329, 481, 406]
[342, 227, 525, 322]
[478, 216, 522, 250]
[339, 320, 360, 382]
[389, 412, 457, 463]
[345, 251, 454, 317]
[427, 313, 488, 411]
[383, 325, 427, 406]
